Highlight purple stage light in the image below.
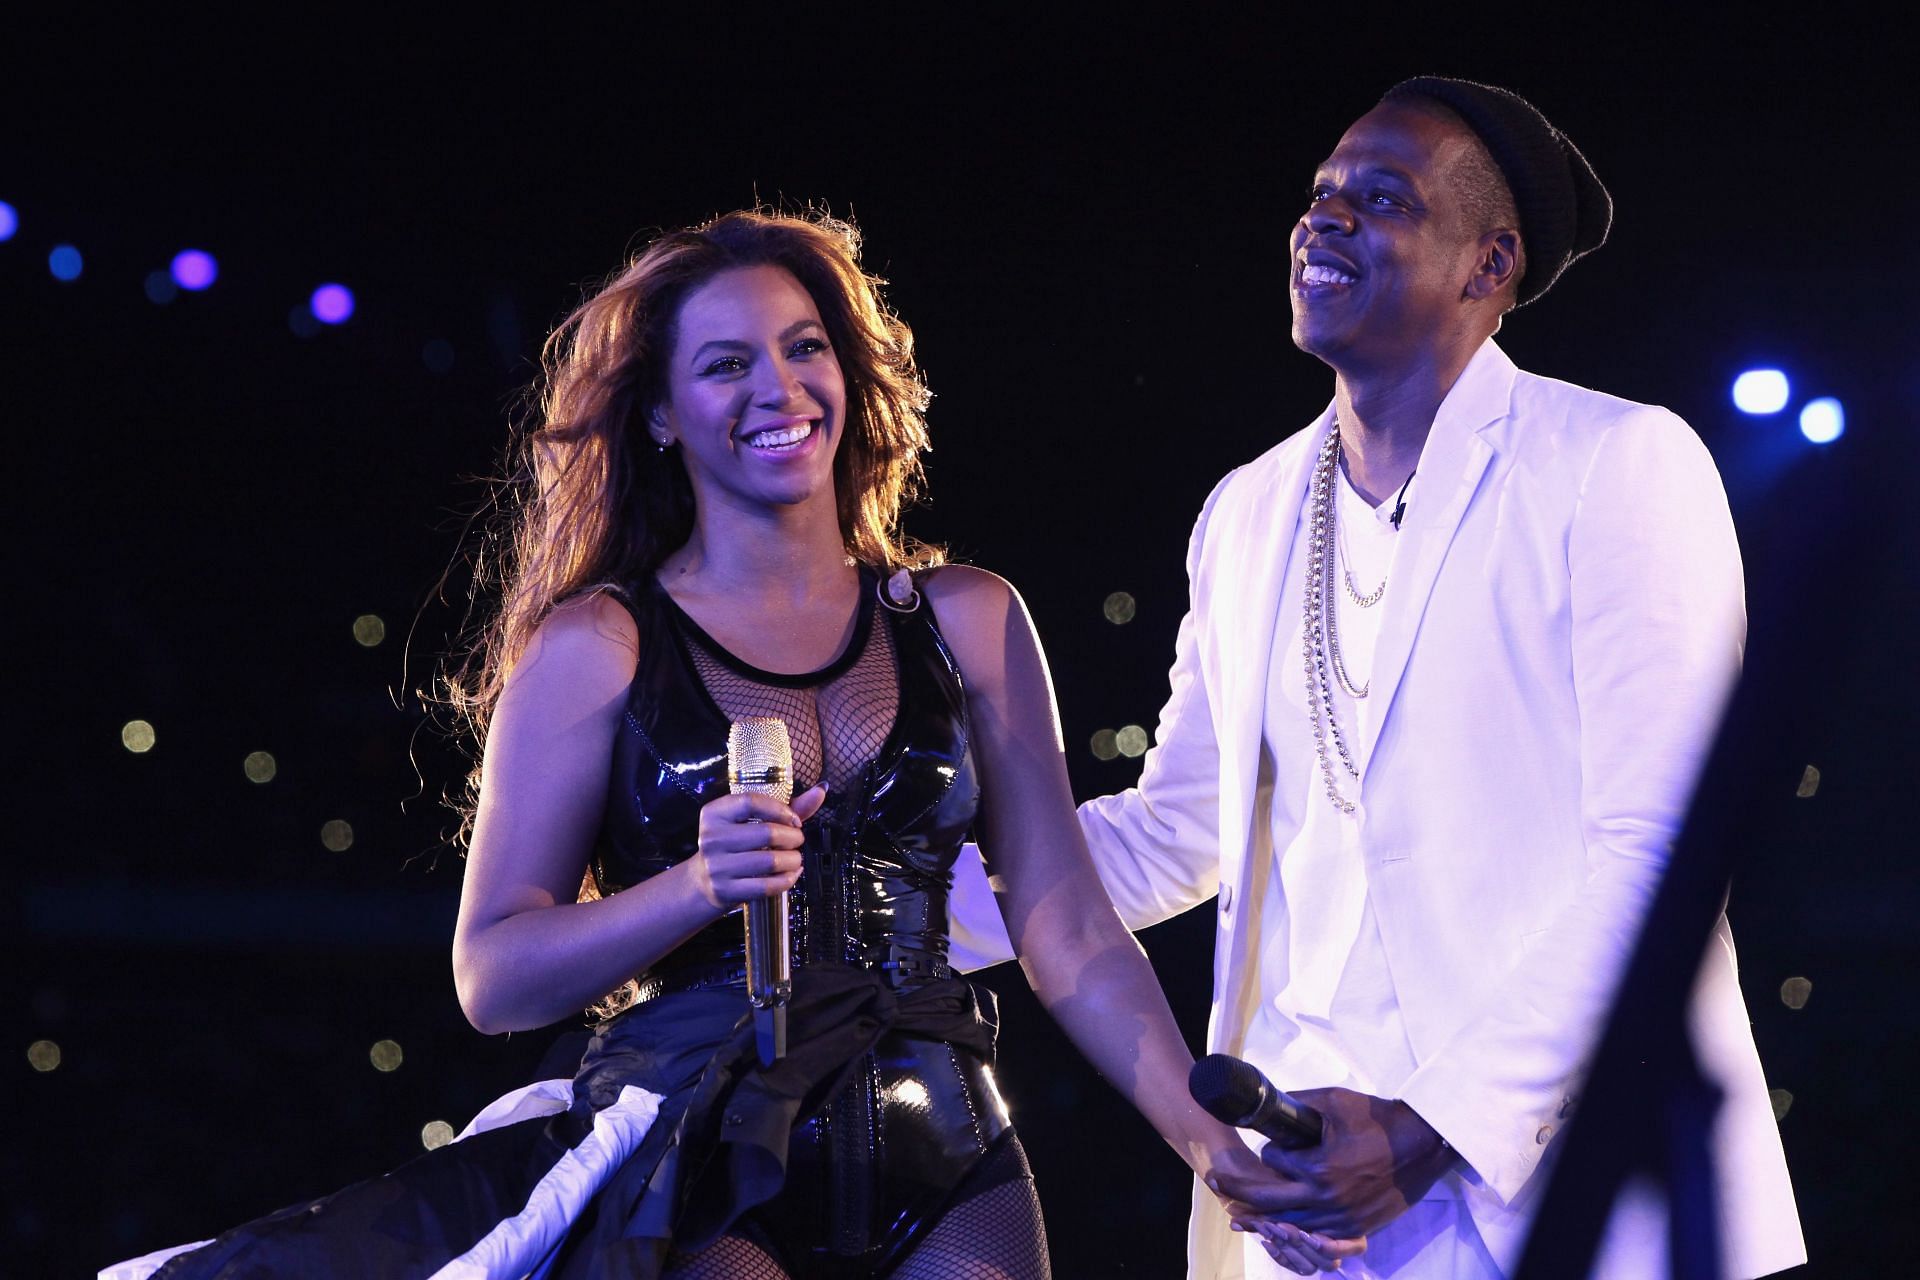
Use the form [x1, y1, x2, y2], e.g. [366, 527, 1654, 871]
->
[0, 201, 18, 241]
[49, 244, 83, 281]
[171, 249, 218, 291]
[310, 283, 355, 325]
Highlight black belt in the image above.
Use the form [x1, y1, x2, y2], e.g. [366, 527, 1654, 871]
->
[630, 945, 952, 1007]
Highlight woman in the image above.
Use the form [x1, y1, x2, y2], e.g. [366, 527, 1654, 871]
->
[114, 209, 1334, 1279]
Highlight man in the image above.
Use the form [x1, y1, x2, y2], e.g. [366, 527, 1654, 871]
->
[950, 78, 1803, 1277]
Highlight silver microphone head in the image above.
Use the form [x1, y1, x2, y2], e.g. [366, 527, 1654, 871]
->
[727, 717, 793, 804]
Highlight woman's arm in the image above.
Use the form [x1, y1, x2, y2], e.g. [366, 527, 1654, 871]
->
[450, 593, 820, 1034]
[922, 568, 1269, 1190]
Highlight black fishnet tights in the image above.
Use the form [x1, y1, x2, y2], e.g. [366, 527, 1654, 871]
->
[662, 1219, 787, 1280]
[891, 1173, 1052, 1280]
[661, 1140, 1050, 1280]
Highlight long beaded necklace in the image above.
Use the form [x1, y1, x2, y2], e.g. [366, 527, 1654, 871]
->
[1303, 428, 1363, 814]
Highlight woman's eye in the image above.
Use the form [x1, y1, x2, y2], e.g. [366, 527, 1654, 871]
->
[701, 356, 747, 376]
[790, 336, 828, 358]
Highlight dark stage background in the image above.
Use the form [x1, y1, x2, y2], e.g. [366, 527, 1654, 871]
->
[7, 17, 1911, 1277]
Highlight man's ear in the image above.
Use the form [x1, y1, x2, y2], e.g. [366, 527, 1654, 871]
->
[1466, 228, 1523, 304]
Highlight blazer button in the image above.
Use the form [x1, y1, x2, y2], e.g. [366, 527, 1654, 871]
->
[1220, 884, 1234, 914]
[1536, 1125, 1553, 1145]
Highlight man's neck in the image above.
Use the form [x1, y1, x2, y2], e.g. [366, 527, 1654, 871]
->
[1330, 339, 1487, 506]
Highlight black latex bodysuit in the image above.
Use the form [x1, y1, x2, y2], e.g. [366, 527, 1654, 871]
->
[593, 569, 1013, 1274]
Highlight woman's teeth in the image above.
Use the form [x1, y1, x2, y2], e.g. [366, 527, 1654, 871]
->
[745, 423, 813, 450]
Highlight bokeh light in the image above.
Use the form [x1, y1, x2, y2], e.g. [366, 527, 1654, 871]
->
[27, 1040, 62, 1072]
[288, 303, 321, 338]
[144, 271, 179, 305]
[1779, 976, 1812, 1010]
[321, 820, 355, 852]
[1090, 729, 1119, 761]
[1115, 725, 1150, 758]
[1103, 591, 1137, 625]
[121, 719, 156, 753]
[1769, 1088, 1794, 1121]
[352, 614, 387, 647]
[310, 283, 355, 325]
[1731, 368, 1790, 415]
[422, 338, 455, 374]
[1799, 397, 1845, 445]
[170, 249, 218, 291]
[243, 750, 278, 783]
[48, 244, 83, 282]
[0, 200, 18, 241]
[370, 1039, 404, 1072]
[420, 1120, 455, 1150]
[1796, 765, 1821, 798]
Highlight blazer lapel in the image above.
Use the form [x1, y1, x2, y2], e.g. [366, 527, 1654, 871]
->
[1357, 343, 1516, 772]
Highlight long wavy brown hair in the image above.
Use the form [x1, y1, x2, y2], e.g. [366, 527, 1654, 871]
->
[442, 208, 939, 843]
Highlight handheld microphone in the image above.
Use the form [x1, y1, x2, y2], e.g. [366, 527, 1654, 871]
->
[1189, 1053, 1325, 1150]
[727, 716, 794, 1066]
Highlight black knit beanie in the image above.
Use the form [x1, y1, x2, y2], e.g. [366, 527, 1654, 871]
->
[1381, 76, 1612, 306]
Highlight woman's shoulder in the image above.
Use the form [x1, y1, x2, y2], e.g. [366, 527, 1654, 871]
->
[505, 589, 641, 705]
[917, 564, 1041, 677]
[917, 563, 1027, 625]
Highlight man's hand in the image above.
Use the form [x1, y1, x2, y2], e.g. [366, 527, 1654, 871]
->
[1201, 1142, 1367, 1273]
[1242, 1087, 1457, 1238]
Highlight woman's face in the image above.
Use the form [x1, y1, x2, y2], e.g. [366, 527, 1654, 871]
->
[656, 264, 847, 517]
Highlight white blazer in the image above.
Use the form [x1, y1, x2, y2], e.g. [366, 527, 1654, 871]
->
[950, 341, 1803, 1277]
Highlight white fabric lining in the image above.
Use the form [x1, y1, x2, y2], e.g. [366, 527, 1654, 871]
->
[100, 1080, 662, 1280]
[430, 1083, 662, 1279]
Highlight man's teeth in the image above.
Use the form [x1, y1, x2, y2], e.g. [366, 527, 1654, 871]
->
[1300, 263, 1357, 286]
[746, 423, 813, 449]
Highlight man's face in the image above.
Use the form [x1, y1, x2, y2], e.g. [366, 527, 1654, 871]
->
[1289, 102, 1489, 372]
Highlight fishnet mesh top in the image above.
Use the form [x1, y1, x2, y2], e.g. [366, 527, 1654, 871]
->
[663, 583, 900, 793]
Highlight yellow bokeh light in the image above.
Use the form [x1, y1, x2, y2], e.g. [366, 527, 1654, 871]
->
[370, 1039, 404, 1072]
[1779, 976, 1812, 1010]
[353, 614, 387, 648]
[1090, 729, 1119, 762]
[27, 1039, 62, 1072]
[121, 720, 157, 753]
[420, 1120, 455, 1150]
[1769, 1088, 1794, 1121]
[321, 820, 355, 852]
[1795, 765, 1821, 798]
[1102, 592, 1137, 625]
[243, 751, 278, 784]
[1116, 724, 1150, 758]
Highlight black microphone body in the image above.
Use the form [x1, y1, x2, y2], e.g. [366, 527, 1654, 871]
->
[728, 717, 794, 1066]
[1189, 1053, 1326, 1150]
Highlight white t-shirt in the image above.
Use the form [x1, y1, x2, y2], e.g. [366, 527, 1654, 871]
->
[1245, 464, 1414, 1096]
[1240, 468, 1506, 1278]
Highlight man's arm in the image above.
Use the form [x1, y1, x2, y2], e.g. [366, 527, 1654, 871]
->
[948, 471, 1239, 972]
[1393, 407, 1746, 1205]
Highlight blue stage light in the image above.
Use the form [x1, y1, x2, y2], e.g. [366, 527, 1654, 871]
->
[310, 283, 355, 325]
[1799, 397, 1845, 444]
[144, 271, 179, 304]
[171, 249, 218, 291]
[1731, 368, 1790, 415]
[49, 244, 84, 281]
[0, 201, 17, 241]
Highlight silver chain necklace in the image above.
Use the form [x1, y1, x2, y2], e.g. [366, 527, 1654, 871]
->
[1340, 508, 1388, 608]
